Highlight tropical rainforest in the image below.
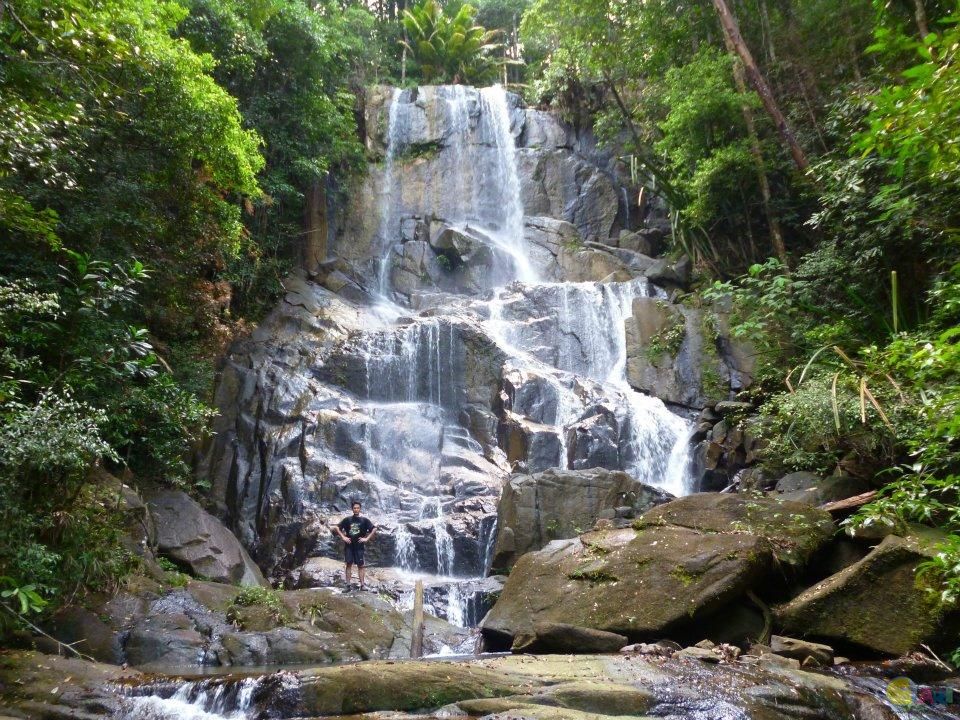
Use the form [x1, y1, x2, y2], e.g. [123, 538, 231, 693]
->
[1, 0, 958, 665]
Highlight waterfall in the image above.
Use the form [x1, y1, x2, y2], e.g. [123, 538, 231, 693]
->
[375, 87, 403, 300]
[120, 676, 268, 720]
[486, 278, 693, 495]
[477, 86, 537, 284]
[282, 85, 694, 625]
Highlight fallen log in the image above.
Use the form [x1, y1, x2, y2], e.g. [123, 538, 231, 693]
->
[819, 490, 877, 515]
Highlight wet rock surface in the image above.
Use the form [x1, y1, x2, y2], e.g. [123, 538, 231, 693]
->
[39, 577, 469, 671]
[81, 652, 958, 720]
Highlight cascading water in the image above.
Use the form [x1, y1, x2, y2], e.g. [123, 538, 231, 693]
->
[119, 676, 269, 720]
[312, 84, 692, 627]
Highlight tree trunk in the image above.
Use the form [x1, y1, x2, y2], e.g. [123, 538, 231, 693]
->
[712, 0, 809, 172]
[758, 0, 777, 65]
[722, 32, 789, 266]
[303, 177, 328, 275]
[912, 0, 930, 38]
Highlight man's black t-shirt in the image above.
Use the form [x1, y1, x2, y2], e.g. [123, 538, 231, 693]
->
[338, 515, 374, 541]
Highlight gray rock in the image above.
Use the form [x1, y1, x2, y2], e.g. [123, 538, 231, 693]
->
[490, 467, 673, 571]
[714, 400, 754, 415]
[517, 149, 619, 244]
[512, 622, 628, 654]
[774, 473, 870, 506]
[144, 489, 266, 587]
[770, 635, 834, 666]
[677, 646, 720, 662]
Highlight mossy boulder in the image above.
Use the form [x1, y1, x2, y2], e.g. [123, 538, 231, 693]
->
[775, 534, 947, 656]
[0, 650, 140, 719]
[638, 493, 835, 571]
[297, 660, 529, 715]
[481, 525, 773, 646]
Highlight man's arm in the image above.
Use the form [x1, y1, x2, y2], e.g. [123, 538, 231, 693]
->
[360, 522, 376, 543]
[334, 522, 351, 543]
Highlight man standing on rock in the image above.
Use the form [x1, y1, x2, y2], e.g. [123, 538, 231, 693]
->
[335, 500, 376, 589]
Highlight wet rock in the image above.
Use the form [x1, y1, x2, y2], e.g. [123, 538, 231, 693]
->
[624, 297, 739, 407]
[517, 149, 619, 244]
[0, 651, 140, 719]
[519, 109, 573, 149]
[776, 534, 948, 656]
[490, 467, 673, 570]
[298, 660, 529, 716]
[770, 635, 834, 666]
[144, 489, 266, 587]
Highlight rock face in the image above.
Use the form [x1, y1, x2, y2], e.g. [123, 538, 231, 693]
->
[45, 577, 469, 669]
[776, 534, 945, 656]
[490, 467, 673, 570]
[481, 494, 835, 648]
[145, 489, 266, 587]
[200, 84, 753, 589]
[624, 297, 754, 408]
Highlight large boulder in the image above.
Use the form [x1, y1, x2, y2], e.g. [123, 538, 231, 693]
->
[481, 525, 774, 647]
[144, 489, 267, 587]
[490, 467, 673, 570]
[775, 534, 947, 656]
[638, 493, 835, 572]
[483, 494, 836, 648]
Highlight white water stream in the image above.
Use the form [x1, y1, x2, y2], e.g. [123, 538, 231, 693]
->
[357, 85, 694, 623]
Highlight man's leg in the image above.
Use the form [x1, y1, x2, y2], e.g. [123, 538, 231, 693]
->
[358, 563, 365, 588]
[344, 562, 353, 586]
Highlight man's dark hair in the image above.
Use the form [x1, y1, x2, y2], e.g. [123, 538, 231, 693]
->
[351, 500, 362, 508]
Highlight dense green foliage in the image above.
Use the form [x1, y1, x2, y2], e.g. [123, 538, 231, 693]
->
[0, 0, 373, 616]
[401, 0, 503, 84]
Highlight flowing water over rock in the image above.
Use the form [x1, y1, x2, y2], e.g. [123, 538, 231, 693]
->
[199, 84, 752, 630]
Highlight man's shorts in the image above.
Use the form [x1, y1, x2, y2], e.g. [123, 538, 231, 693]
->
[345, 541, 365, 566]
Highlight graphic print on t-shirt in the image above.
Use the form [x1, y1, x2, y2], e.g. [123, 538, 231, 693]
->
[340, 516, 373, 539]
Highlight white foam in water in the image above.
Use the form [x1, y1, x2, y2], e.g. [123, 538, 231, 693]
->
[122, 678, 258, 720]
